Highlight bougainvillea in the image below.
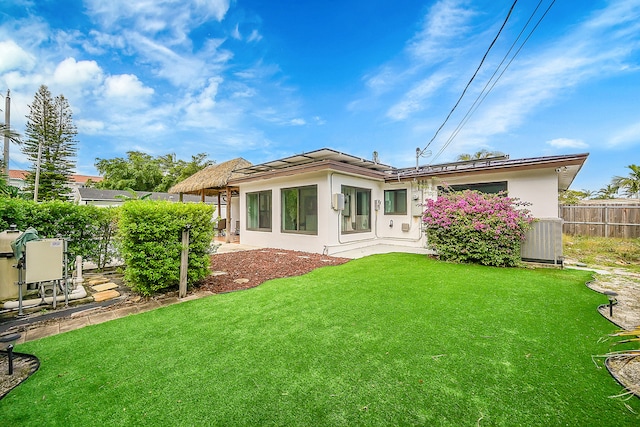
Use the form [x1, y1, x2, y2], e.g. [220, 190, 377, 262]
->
[422, 190, 535, 267]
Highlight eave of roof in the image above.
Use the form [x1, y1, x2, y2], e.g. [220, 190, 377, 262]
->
[391, 153, 589, 191]
[235, 148, 393, 176]
[230, 158, 388, 185]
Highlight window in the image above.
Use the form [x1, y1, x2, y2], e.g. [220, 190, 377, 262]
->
[281, 185, 317, 234]
[384, 189, 407, 215]
[341, 186, 371, 233]
[448, 181, 507, 194]
[247, 190, 272, 231]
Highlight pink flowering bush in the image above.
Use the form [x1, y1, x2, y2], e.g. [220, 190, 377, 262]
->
[422, 190, 535, 267]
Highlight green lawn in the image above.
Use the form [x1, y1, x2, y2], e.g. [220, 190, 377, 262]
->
[2, 253, 639, 426]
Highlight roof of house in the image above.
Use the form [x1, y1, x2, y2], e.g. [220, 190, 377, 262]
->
[395, 153, 589, 191]
[9, 169, 103, 183]
[168, 158, 252, 196]
[226, 148, 588, 192]
[77, 188, 221, 204]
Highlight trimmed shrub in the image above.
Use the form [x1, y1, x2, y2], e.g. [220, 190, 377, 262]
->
[0, 198, 118, 268]
[422, 190, 534, 267]
[117, 200, 215, 296]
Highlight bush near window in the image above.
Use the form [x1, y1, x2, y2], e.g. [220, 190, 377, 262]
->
[0, 198, 117, 269]
[422, 190, 534, 267]
[118, 200, 215, 296]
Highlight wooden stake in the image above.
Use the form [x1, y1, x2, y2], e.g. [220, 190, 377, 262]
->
[179, 225, 190, 298]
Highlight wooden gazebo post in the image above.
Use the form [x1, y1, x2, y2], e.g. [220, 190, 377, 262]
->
[225, 186, 232, 243]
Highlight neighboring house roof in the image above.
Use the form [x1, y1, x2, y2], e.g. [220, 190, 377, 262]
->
[9, 170, 28, 180]
[76, 188, 221, 204]
[9, 169, 103, 184]
[168, 158, 252, 196]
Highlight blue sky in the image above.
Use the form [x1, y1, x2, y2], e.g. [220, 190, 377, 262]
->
[1, 0, 639, 193]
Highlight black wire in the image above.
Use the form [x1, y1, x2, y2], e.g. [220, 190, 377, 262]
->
[417, 0, 519, 159]
[431, 0, 557, 163]
[432, 0, 546, 161]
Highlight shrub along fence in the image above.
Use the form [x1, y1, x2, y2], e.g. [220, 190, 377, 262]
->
[560, 204, 640, 238]
[0, 198, 118, 269]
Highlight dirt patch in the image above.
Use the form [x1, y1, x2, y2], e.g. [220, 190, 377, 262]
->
[0, 351, 40, 400]
[582, 265, 640, 398]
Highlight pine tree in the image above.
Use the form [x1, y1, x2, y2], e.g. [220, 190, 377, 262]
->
[22, 85, 78, 201]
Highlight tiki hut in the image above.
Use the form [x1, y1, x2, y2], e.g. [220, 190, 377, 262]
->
[169, 157, 252, 242]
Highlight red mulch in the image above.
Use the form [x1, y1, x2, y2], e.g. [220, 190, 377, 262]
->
[198, 249, 351, 293]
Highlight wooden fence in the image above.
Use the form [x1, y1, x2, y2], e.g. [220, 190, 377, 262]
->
[560, 204, 640, 238]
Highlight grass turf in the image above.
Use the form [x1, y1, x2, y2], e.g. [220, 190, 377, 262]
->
[2, 253, 639, 426]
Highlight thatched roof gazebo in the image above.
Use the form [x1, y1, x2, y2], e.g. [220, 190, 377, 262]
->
[169, 157, 251, 242]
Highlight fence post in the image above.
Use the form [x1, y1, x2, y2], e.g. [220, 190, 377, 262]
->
[179, 224, 191, 298]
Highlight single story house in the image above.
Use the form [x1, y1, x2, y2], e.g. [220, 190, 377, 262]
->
[173, 148, 588, 263]
[9, 169, 103, 190]
[74, 187, 223, 212]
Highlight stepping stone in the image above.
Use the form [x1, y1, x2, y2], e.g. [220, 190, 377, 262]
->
[93, 289, 120, 302]
[88, 278, 110, 286]
[211, 271, 228, 276]
[233, 278, 249, 284]
[91, 282, 118, 292]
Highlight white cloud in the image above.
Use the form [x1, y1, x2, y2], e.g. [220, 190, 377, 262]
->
[231, 24, 242, 40]
[546, 138, 589, 149]
[408, 0, 476, 61]
[104, 74, 154, 101]
[76, 119, 105, 134]
[387, 73, 449, 121]
[290, 118, 306, 126]
[53, 57, 103, 87]
[84, 0, 231, 42]
[313, 116, 326, 125]
[608, 122, 640, 148]
[247, 30, 263, 43]
[0, 40, 36, 73]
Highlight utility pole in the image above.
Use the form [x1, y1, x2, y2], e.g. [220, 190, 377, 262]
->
[33, 100, 44, 202]
[3, 89, 9, 181]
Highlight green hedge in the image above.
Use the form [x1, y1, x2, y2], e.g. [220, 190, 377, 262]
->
[0, 198, 118, 269]
[117, 200, 215, 296]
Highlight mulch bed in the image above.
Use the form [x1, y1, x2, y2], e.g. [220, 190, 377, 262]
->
[0, 350, 40, 400]
[198, 249, 350, 293]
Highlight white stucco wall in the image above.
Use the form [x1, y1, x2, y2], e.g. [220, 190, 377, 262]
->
[428, 168, 559, 218]
[237, 165, 560, 254]
[238, 170, 427, 254]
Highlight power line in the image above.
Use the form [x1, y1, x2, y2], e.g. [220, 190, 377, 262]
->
[431, 0, 557, 163]
[416, 0, 519, 164]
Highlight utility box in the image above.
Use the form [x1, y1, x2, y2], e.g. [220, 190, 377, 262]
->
[24, 239, 65, 284]
[0, 228, 23, 301]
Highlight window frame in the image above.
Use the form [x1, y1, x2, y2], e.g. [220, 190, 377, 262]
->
[384, 189, 407, 215]
[280, 185, 318, 235]
[447, 181, 508, 194]
[341, 185, 371, 234]
[246, 190, 273, 231]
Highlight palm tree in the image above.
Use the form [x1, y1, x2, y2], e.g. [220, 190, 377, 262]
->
[612, 164, 640, 199]
[595, 184, 619, 200]
[456, 149, 505, 161]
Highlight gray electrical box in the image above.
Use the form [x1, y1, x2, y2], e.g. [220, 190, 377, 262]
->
[411, 191, 423, 217]
[25, 239, 64, 283]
